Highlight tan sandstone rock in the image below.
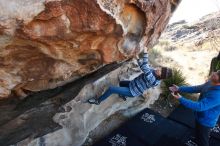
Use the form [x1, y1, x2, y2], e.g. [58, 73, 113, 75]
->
[0, 0, 179, 99]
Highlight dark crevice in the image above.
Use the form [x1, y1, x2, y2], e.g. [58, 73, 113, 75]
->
[171, 3, 176, 12]
[152, 4, 156, 14]
[171, 0, 180, 12]
[0, 61, 128, 146]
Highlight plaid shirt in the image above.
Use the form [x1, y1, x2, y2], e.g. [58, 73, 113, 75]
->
[129, 53, 160, 96]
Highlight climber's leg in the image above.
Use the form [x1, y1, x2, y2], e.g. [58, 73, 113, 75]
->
[98, 86, 134, 103]
[119, 81, 130, 87]
[118, 81, 131, 100]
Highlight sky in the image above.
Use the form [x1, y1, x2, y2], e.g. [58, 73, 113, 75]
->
[169, 0, 220, 23]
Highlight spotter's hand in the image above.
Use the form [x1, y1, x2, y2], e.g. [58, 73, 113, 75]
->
[171, 92, 181, 99]
[169, 84, 179, 92]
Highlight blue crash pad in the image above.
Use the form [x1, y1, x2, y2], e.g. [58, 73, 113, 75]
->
[93, 107, 220, 146]
[168, 105, 220, 140]
[94, 108, 190, 146]
[94, 125, 147, 146]
[168, 105, 195, 128]
[124, 108, 189, 145]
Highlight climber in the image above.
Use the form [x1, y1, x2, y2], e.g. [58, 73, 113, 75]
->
[170, 71, 220, 146]
[209, 51, 220, 75]
[87, 49, 173, 105]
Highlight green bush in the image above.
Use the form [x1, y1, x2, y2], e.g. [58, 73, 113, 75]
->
[160, 69, 198, 108]
[161, 69, 188, 98]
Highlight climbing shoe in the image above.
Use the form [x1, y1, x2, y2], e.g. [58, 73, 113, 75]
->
[119, 95, 127, 101]
[88, 98, 100, 105]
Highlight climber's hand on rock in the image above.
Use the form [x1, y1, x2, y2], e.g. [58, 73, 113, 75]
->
[171, 92, 181, 99]
[133, 49, 139, 59]
[143, 47, 149, 53]
[135, 54, 140, 59]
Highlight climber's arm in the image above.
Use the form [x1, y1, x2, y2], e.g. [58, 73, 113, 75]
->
[137, 53, 152, 74]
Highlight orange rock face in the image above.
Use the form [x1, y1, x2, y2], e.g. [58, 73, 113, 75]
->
[0, 0, 180, 98]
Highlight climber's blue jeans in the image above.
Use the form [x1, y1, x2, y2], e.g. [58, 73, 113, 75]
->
[98, 81, 135, 103]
